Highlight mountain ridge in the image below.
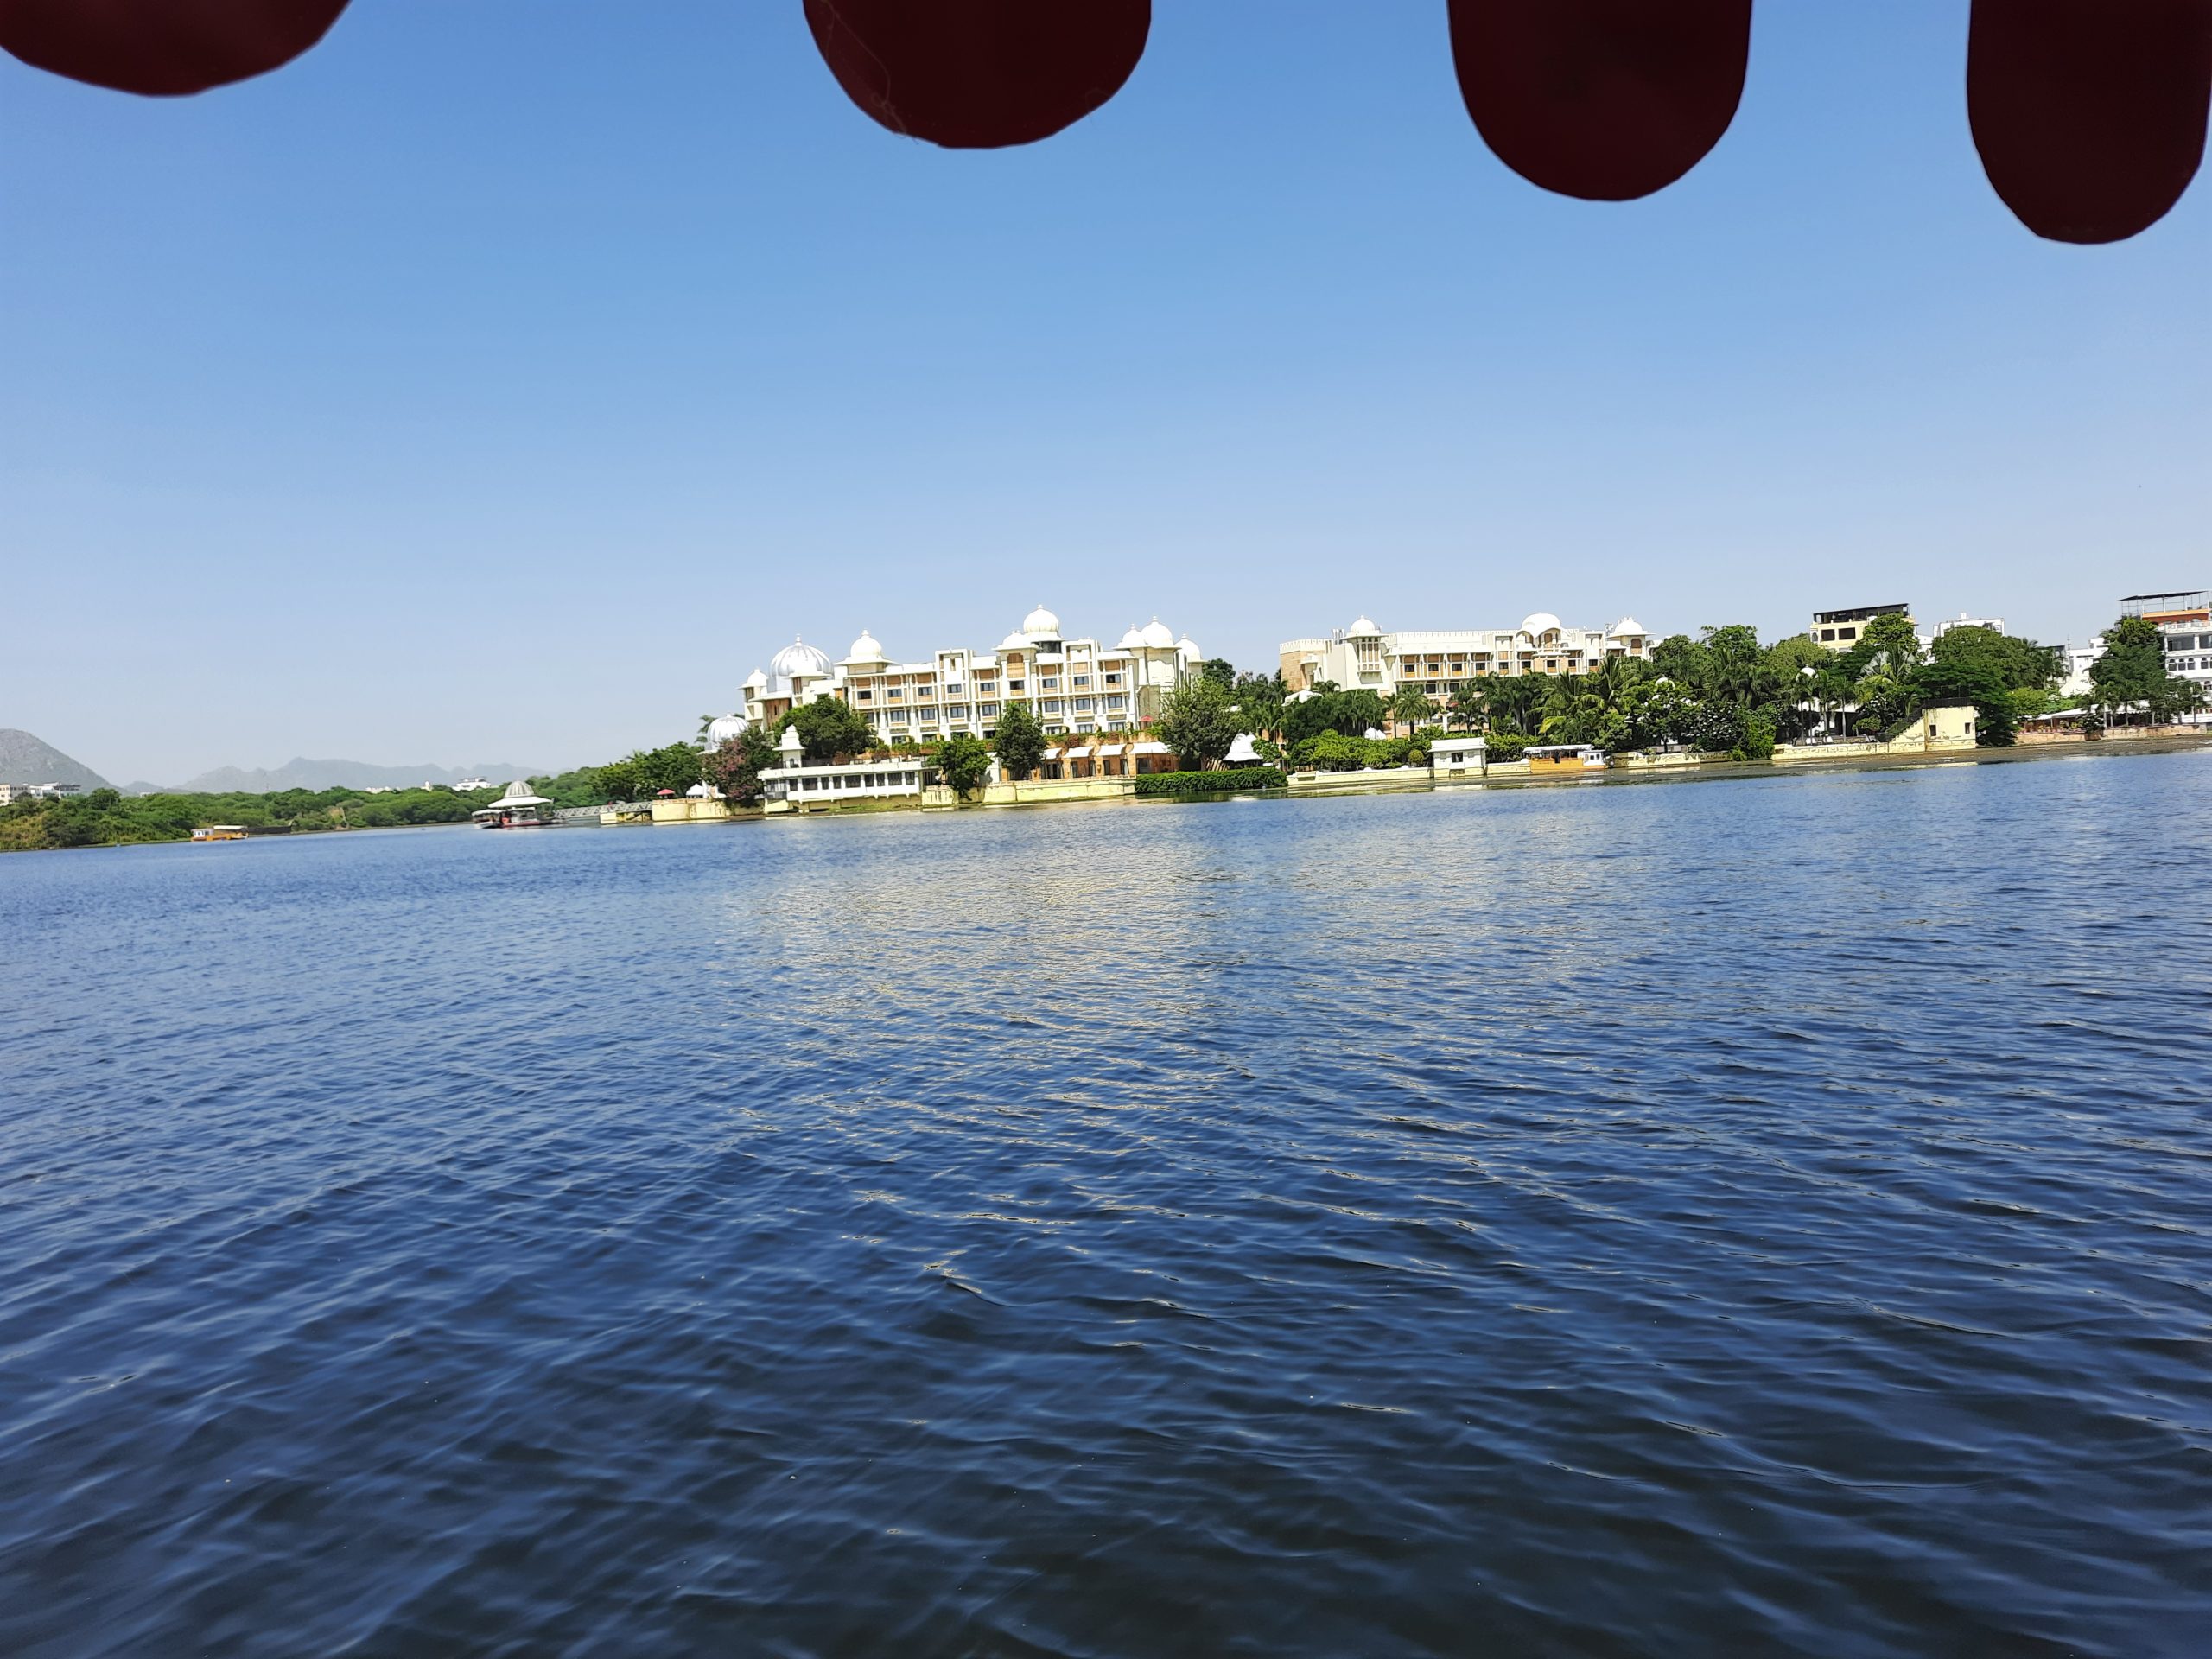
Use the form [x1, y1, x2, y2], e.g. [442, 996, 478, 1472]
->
[0, 729, 112, 791]
[138, 758, 554, 795]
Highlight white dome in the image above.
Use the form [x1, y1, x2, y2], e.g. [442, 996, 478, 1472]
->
[1520, 613, 1563, 639]
[1349, 615, 1379, 636]
[844, 629, 885, 663]
[1176, 633, 1201, 658]
[742, 667, 767, 690]
[1140, 618, 1175, 649]
[998, 631, 1031, 652]
[1021, 603, 1061, 639]
[1118, 626, 1146, 650]
[1611, 617, 1646, 637]
[705, 715, 747, 746]
[771, 638, 831, 680]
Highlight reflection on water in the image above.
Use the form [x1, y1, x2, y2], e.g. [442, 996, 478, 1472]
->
[3, 751, 2209, 1656]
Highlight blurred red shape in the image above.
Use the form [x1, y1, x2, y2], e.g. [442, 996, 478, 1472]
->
[803, 0, 1149, 149]
[1969, 0, 2212, 243]
[1449, 0, 1753, 201]
[0, 0, 348, 96]
[1451, 0, 1743, 203]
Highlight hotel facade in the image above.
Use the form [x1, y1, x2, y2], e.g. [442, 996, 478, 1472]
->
[1278, 612, 1652, 704]
[718, 605, 1206, 747]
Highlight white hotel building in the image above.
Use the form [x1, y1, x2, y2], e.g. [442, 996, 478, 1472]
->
[1279, 612, 1652, 702]
[720, 605, 1205, 746]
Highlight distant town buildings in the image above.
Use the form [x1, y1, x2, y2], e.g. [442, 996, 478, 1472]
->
[1924, 611, 2005, 643]
[2124, 590, 2212, 723]
[0, 782, 83, 805]
[1277, 613, 1651, 704]
[1811, 603, 1912, 651]
[728, 605, 1205, 742]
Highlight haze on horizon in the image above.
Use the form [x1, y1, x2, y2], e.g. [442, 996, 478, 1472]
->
[3, 1, 2205, 785]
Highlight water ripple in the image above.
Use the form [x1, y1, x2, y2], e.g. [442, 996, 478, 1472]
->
[2, 753, 2209, 1655]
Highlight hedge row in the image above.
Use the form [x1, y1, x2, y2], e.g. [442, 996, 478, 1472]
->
[1133, 767, 1287, 797]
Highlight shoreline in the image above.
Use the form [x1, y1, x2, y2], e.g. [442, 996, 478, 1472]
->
[744, 728, 2211, 822]
[10, 734, 2205, 854]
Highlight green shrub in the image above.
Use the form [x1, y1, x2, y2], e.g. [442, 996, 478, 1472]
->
[1132, 767, 1287, 798]
[1484, 732, 1530, 762]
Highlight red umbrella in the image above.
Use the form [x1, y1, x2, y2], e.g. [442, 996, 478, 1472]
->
[4, 1, 2205, 243]
[0, 0, 349, 97]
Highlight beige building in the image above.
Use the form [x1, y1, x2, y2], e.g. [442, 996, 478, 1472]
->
[1278, 612, 1652, 708]
[734, 605, 1204, 744]
[1812, 602, 1913, 651]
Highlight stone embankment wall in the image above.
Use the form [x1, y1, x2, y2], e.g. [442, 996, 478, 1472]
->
[979, 776, 1134, 807]
[1286, 766, 1433, 794]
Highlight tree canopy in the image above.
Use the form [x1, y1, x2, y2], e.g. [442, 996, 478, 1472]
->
[703, 726, 783, 805]
[932, 734, 993, 798]
[598, 743, 708, 800]
[782, 698, 875, 764]
[1154, 677, 1241, 769]
[1929, 625, 2061, 692]
[1283, 686, 1389, 749]
[992, 700, 1047, 780]
[2089, 615, 2204, 724]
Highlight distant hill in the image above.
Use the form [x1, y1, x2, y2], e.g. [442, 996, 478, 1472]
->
[141, 758, 551, 795]
[0, 729, 111, 791]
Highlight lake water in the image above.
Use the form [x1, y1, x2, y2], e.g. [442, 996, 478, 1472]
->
[3, 751, 2209, 1656]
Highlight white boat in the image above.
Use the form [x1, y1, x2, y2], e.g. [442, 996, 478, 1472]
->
[471, 781, 556, 829]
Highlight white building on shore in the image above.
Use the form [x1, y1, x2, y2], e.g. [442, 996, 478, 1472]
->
[729, 605, 1205, 744]
[1278, 613, 1652, 703]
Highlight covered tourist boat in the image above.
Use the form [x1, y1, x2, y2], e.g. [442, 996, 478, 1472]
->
[472, 781, 556, 829]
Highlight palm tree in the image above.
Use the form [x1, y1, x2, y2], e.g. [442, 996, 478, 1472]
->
[1482, 674, 1548, 738]
[1445, 683, 1484, 733]
[1388, 686, 1434, 736]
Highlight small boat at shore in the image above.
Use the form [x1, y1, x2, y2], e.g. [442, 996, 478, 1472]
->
[472, 782, 557, 829]
[191, 824, 249, 842]
[1524, 743, 1608, 777]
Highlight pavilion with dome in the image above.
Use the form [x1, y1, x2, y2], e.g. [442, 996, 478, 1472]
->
[722, 604, 1205, 750]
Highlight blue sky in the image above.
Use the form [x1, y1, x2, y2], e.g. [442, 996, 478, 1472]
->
[3, 1, 2205, 781]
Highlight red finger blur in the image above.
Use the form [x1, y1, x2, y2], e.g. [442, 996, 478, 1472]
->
[803, 0, 1149, 149]
[1448, 0, 1754, 201]
[0, 0, 348, 96]
[1969, 0, 2212, 244]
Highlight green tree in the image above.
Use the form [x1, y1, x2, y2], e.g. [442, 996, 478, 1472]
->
[784, 698, 875, 763]
[1840, 612, 1924, 682]
[1282, 687, 1389, 748]
[1197, 657, 1237, 690]
[1764, 633, 1829, 680]
[1853, 673, 1916, 738]
[992, 700, 1047, 780]
[1387, 686, 1435, 734]
[1155, 677, 1241, 770]
[932, 734, 993, 798]
[1649, 632, 1710, 687]
[1929, 625, 2062, 692]
[1444, 682, 1484, 733]
[1230, 671, 1286, 741]
[1478, 675, 1548, 737]
[704, 726, 783, 805]
[2088, 615, 2202, 725]
[1300, 731, 1366, 772]
[1914, 656, 2018, 747]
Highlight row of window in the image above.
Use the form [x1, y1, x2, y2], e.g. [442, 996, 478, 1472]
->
[793, 771, 918, 792]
